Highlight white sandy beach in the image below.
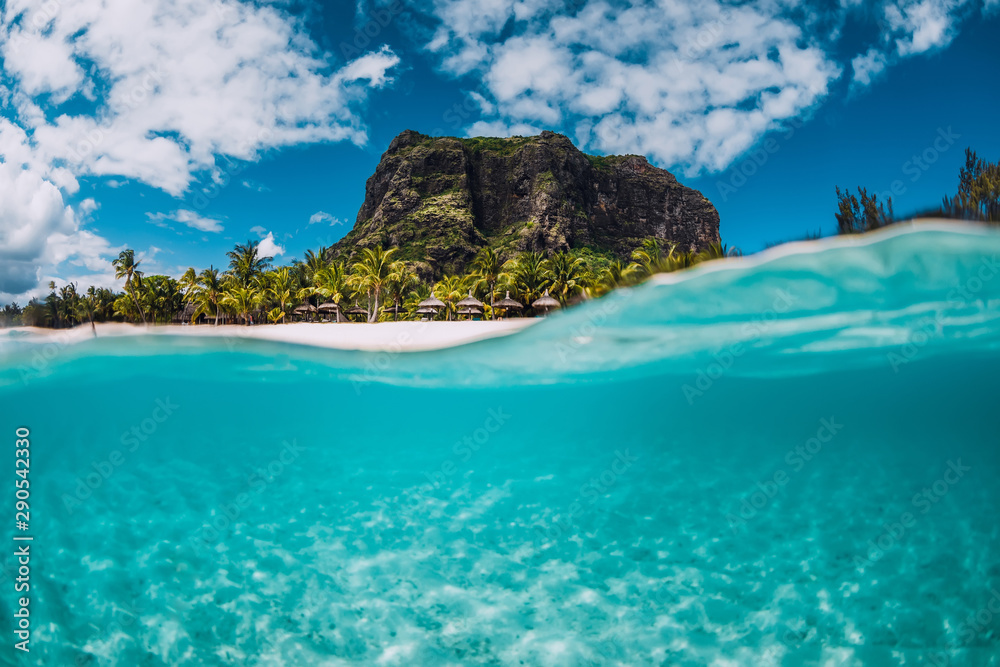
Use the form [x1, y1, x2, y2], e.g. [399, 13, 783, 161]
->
[1, 320, 537, 352]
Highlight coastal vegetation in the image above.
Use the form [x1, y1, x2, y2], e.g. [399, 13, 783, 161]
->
[837, 148, 999, 234]
[1, 238, 740, 328]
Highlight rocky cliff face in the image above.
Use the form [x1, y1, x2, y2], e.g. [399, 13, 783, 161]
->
[333, 130, 720, 276]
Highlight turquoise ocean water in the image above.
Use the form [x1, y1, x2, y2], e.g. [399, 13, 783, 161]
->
[1, 224, 999, 666]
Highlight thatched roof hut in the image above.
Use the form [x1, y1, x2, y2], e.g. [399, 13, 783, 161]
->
[456, 291, 484, 309]
[417, 291, 446, 310]
[531, 290, 561, 314]
[494, 291, 523, 311]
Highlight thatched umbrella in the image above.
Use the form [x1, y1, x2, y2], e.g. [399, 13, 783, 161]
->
[415, 306, 437, 321]
[382, 304, 407, 321]
[344, 306, 367, 321]
[493, 290, 523, 318]
[417, 292, 446, 310]
[317, 301, 339, 322]
[456, 291, 484, 319]
[293, 303, 317, 321]
[531, 289, 561, 315]
[457, 306, 483, 320]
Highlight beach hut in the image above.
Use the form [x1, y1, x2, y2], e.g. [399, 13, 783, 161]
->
[417, 292, 446, 310]
[456, 291, 484, 319]
[293, 303, 317, 321]
[531, 290, 561, 316]
[317, 301, 340, 322]
[417, 290, 446, 321]
[344, 306, 368, 322]
[493, 291, 523, 318]
[382, 304, 407, 321]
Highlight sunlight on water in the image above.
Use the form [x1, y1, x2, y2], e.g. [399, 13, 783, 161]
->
[1, 224, 999, 666]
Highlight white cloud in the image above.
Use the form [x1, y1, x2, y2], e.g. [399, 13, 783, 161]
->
[147, 210, 224, 233]
[249, 225, 268, 236]
[1, 0, 401, 195]
[420, 0, 843, 174]
[308, 211, 346, 226]
[414, 0, 989, 174]
[257, 231, 285, 258]
[851, 48, 890, 88]
[0, 0, 399, 295]
[884, 0, 971, 56]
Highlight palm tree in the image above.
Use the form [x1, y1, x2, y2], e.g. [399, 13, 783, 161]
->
[350, 246, 398, 322]
[226, 240, 272, 287]
[630, 238, 663, 278]
[384, 261, 420, 321]
[190, 266, 224, 325]
[472, 248, 504, 319]
[179, 267, 198, 297]
[548, 252, 588, 305]
[264, 267, 297, 317]
[503, 251, 551, 306]
[434, 274, 468, 321]
[76, 286, 99, 335]
[596, 260, 639, 294]
[313, 261, 352, 308]
[221, 284, 261, 325]
[112, 249, 147, 324]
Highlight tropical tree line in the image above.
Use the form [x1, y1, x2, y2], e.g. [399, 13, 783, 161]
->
[837, 148, 999, 234]
[1, 238, 740, 328]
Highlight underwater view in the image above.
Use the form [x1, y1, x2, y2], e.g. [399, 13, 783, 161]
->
[2, 224, 999, 666]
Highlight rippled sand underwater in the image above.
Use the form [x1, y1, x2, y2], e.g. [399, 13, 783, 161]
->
[1, 224, 999, 666]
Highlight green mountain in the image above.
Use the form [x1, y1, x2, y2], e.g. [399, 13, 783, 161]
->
[331, 130, 720, 277]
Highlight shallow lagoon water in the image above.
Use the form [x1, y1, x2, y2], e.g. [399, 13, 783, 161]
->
[1, 224, 999, 666]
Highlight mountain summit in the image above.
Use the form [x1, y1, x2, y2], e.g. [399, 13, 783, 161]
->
[332, 130, 720, 276]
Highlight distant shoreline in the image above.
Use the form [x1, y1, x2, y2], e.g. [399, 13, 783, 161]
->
[0, 320, 537, 352]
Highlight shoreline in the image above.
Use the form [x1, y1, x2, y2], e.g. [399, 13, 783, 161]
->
[0, 320, 538, 352]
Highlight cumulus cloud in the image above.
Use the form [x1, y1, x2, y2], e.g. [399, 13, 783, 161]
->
[412, 0, 990, 173]
[884, 0, 972, 56]
[419, 0, 843, 173]
[257, 232, 286, 258]
[851, 48, 890, 88]
[0, 0, 399, 296]
[147, 210, 225, 233]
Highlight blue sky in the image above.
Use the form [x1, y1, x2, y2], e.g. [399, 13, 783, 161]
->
[0, 0, 998, 302]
